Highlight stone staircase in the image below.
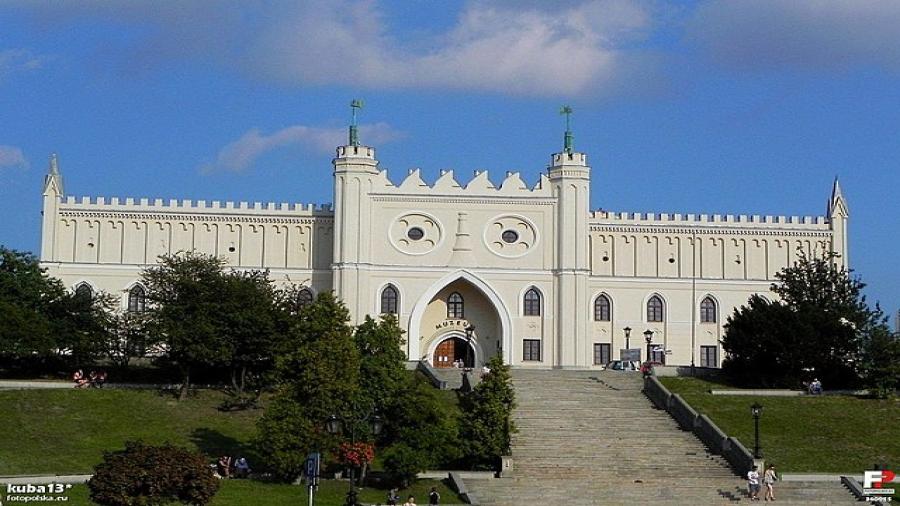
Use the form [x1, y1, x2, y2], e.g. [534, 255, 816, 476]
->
[466, 370, 856, 505]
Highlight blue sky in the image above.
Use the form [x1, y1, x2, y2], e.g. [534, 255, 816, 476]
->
[1, 1, 898, 314]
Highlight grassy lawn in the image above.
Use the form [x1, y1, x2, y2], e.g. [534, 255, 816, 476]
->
[659, 377, 900, 473]
[0, 388, 262, 475]
[54, 478, 460, 505]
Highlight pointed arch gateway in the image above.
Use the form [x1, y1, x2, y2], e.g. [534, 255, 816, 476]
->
[407, 270, 513, 366]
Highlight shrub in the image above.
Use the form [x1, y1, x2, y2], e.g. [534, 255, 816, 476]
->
[88, 441, 219, 506]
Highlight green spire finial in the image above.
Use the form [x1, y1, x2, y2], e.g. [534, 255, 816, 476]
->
[560, 105, 574, 154]
[349, 99, 364, 146]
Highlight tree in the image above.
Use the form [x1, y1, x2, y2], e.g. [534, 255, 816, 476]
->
[0, 246, 110, 365]
[102, 310, 154, 368]
[859, 325, 900, 398]
[141, 253, 231, 400]
[382, 374, 462, 485]
[255, 292, 360, 481]
[88, 441, 219, 506]
[219, 270, 280, 399]
[722, 251, 884, 388]
[355, 314, 407, 412]
[458, 355, 516, 469]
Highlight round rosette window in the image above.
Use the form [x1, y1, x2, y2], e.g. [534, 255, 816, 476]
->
[484, 215, 538, 257]
[389, 213, 442, 255]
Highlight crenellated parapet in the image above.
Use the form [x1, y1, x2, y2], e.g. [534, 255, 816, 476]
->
[590, 210, 830, 229]
[60, 196, 333, 215]
[370, 168, 552, 197]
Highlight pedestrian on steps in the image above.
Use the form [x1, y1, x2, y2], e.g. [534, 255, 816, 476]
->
[747, 465, 761, 501]
[764, 464, 777, 501]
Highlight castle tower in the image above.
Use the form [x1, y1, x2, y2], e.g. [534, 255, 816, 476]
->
[40, 154, 64, 261]
[828, 177, 849, 268]
[548, 107, 591, 367]
[332, 100, 380, 322]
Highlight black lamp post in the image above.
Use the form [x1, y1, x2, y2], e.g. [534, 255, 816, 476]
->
[624, 326, 632, 350]
[326, 410, 384, 506]
[750, 402, 763, 458]
[464, 324, 475, 369]
[643, 329, 654, 363]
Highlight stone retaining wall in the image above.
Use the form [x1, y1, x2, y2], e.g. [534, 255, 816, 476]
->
[644, 375, 755, 476]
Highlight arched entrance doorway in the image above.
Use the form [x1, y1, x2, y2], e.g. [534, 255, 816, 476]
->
[432, 336, 475, 368]
[408, 270, 512, 367]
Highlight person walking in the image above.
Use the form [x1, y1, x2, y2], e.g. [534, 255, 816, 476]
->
[747, 465, 761, 501]
[428, 486, 440, 505]
[764, 464, 777, 501]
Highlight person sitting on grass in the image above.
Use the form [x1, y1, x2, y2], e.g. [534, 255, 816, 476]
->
[72, 369, 89, 388]
[93, 370, 107, 388]
[234, 457, 250, 478]
[216, 455, 232, 478]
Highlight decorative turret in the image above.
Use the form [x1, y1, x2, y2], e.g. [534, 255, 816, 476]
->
[547, 107, 591, 366]
[42, 153, 64, 197]
[828, 177, 849, 267]
[332, 99, 380, 321]
[449, 212, 476, 267]
[828, 177, 848, 218]
[41, 154, 64, 261]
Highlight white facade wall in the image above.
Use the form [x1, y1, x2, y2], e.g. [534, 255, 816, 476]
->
[39, 140, 849, 369]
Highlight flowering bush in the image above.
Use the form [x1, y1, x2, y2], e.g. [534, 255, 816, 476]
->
[338, 442, 375, 467]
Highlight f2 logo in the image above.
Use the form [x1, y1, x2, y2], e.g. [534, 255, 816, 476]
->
[864, 470, 896, 489]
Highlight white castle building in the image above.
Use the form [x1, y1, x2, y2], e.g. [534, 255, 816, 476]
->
[39, 112, 849, 370]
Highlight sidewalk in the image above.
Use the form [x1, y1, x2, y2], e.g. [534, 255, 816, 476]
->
[0, 474, 91, 485]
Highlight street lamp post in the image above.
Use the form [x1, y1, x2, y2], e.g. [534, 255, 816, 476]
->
[624, 326, 632, 351]
[464, 324, 476, 370]
[644, 329, 654, 364]
[751, 402, 763, 458]
[326, 410, 384, 506]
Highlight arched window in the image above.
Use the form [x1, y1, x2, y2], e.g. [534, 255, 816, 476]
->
[647, 295, 664, 322]
[594, 294, 611, 321]
[380, 285, 399, 315]
[447, 292, 464, 319]
[74, 283, 93, 301]
[700, 296, 717, 323]
[297, 288, 314, 308]
[523, 288, 541, 316]
[127, 285, 147, 313]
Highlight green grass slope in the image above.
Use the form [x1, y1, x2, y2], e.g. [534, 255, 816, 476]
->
[659, 377, 899, 473]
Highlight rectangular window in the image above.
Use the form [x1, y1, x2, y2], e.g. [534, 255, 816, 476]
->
[700, 345, 718, 368]
[523, 339, 542, 361]
[593, 343, 611, 365]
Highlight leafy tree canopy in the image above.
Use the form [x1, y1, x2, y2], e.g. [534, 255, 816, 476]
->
[723, 251, 892, 390]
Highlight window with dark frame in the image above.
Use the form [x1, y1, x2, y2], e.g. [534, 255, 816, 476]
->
[447, 292, 464, 319]
[523, 288, 541, 316]
[380, 285, 399, 314]
[297, 288, 314, 308]
[594, 294, 611, 321]
[700, 345, 718, 368]
[74, 283, 93, 301]
[700, 296, 717, 323]
[647, 295, 664, 322]
[127, 285, 147, 313]
[523, 339, 541, 361]
[593, 343, 611, 365]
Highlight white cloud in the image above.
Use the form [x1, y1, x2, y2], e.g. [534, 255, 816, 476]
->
[688, 0, 900, 72]
[248, 0, 654, 96]
[6, 0, 657, 96]
[203, 122, 404, 173]
[0, 145, 28, 170]
[0, 49, 46, 79]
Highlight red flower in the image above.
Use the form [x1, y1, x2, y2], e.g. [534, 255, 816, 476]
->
[338, 442, 375, 467]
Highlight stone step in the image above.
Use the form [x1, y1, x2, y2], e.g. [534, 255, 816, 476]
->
[466, 370, 855, 505]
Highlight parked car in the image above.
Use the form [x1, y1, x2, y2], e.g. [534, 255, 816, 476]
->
[605, 360, 640, 371]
